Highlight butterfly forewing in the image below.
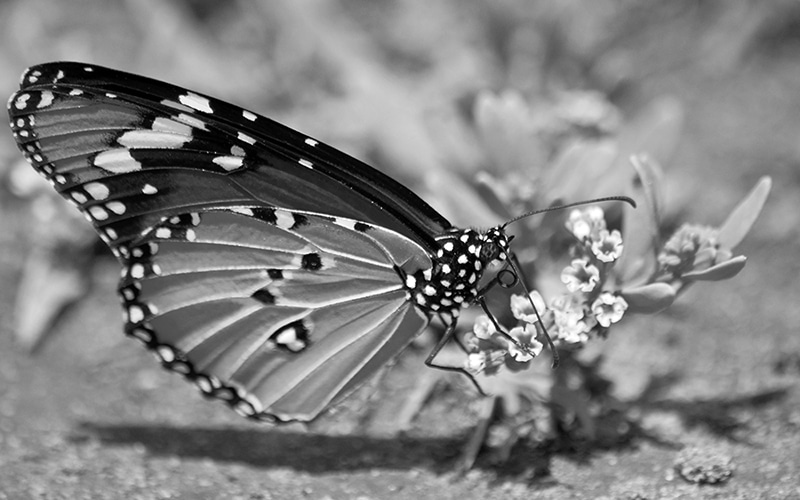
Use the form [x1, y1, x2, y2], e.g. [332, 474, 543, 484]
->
[10, 62, 451, 252]
[8, 62, 447, 422]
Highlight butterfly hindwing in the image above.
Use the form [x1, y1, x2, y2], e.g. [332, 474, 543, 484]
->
[120, 206, 430, 422]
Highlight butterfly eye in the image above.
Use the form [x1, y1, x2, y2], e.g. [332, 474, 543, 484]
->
[479, 242, 497, 262]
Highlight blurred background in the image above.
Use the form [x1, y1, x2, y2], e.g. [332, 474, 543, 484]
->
[1, 1, 798, 498]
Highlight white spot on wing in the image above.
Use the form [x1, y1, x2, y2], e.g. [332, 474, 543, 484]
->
[88, 206, 109, 221]
[37, 91, 54, 108]
[106, 201, 126, 215]
[71, 192, 88, 204]
[298, 159, 313, 169]
[94, 149, 142, 173]
[152, 116, 194, 136]
[238, 132, 256, 145]
[142, 184, 158, 195]
[178, 92, 213, 113]
[274, 210, 295, 229]
[130, 263, 145, 279]
[304, 138, 318, 147]
[118, 129, 191, 149]
[175, 113, 207, 130]
[242, 110, 257, 121]
[156, 346, 175, 363]
[84, 182, 110, 200]
[212, 156, 244, 171]
[14, 93, 30, 110]
[69, 89, 83, 96]
[155, 227, 172, 239]
[231, 207, 254, 216]
[332, 218, 357, 230]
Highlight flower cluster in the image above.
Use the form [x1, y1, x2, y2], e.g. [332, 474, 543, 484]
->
[465, 301, 545, 376]
[465, 207, 628, 375]
[657, 223, 731, 279]
[553, 207, 628, 342]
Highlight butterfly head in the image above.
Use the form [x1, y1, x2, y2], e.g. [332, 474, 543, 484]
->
[479, 226, 513, 265]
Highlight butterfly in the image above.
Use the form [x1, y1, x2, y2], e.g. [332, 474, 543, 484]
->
[8, 62, 631, 423]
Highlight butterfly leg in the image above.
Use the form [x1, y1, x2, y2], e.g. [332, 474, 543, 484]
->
[478, 298, 542, 360]
[423, 319, 485, 394]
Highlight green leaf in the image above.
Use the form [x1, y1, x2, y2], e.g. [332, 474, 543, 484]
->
[682, 255, 747, 281]
[718, 176, 772, 249]
[621, 282, 676, 313]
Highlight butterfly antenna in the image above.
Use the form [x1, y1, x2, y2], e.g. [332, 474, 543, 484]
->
[502, 195, 636, 229]
[505, 253, 560, 368]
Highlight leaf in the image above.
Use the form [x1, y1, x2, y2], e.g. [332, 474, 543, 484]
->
[682, 255, 747, 281]
[630, 155, 664, 233]
[617, 156, 664, 284]
[621, 282, 676, 313]
[717, 176, 772, 249]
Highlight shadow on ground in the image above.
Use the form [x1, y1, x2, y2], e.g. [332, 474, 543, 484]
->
[72, 422, 465, 473]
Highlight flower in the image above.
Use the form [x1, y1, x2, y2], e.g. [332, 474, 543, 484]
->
[591, 229, 624, 263]
[506, 323, 544, 362]
[658, 224, 721, 277]
[591, 292, 628, 327]
[550, 295, 595, 344]
[560, 258, 600, 293]
[510, 291, 547, 324]
[473, 314, 497, 340]
[566, 206, 606, 240]
[466, 352, 488, 373]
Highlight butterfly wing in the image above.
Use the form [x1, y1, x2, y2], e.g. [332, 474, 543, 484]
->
[8, 62, 443, 422]
[120, 207, 429, 422]
[9, 61, 451, 253]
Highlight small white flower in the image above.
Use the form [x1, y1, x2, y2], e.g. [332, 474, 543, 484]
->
[591, 229, 624, 263]
[566, 206, 606, 240]
[506, 324, 543, 362]
[550, 295, 595, 345]
[561, 258, 600, 293]
[510, 291, 547, 324]
[465, 352, 487, 373]
[592, 292, 628, 327]
[473, 315, 496, 340]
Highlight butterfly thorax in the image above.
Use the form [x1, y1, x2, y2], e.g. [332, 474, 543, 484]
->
[403, 226, 510, 319]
